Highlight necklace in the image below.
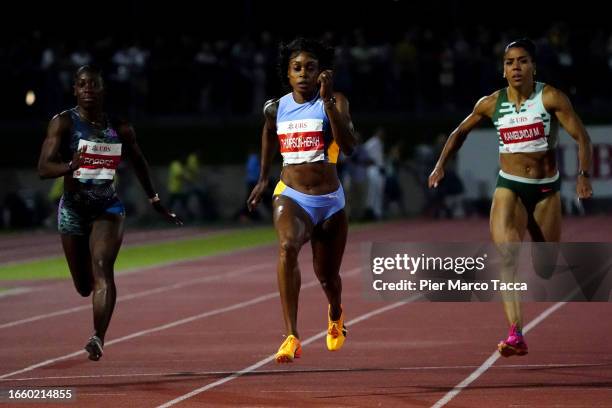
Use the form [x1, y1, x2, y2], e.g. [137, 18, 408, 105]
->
[77, 108, 106, 128]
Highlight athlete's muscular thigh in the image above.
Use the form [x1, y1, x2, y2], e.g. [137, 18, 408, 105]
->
[89, 214, 124, 273]
[530, 192, 561, 242]
[273, 195, 312, 248]
[490, 188, 528, 244]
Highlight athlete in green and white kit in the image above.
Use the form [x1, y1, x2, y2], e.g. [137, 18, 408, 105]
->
[428, 38, 593, 357]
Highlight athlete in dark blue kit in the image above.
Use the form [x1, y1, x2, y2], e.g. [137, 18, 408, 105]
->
[38, 65, 182, 361]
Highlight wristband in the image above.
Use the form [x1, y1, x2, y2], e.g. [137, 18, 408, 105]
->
[149, 194, 160, 204]
[323, 96, 336, 108]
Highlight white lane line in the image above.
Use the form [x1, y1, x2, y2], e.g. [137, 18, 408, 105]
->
[156, 297, 420, 408]
[0, 287, 38, 299]
[431, 301, 567, 408]
[0, 229, 223, 267]
[0, 267, 360, 380]
[0, 262, 271, 329]
[2, 362, 601, 383]
[0, 262, 273, 330]
[0, 240, 363, 328]
[0, 238, 278, 300]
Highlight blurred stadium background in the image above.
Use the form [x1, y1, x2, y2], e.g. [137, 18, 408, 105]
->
[1, 0, 610, 229]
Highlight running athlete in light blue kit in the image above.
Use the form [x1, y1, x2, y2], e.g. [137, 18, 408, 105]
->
[247, 38, 356, 363]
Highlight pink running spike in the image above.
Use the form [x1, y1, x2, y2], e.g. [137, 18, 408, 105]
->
[498, 324, 528, 357]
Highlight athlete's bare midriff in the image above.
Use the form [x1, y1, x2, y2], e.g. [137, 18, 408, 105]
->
[499, 149, 558, 179]
[281, 162, 340, 195]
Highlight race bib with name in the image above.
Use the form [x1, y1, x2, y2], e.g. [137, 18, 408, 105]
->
[498, 112, 548, 153]
[277, 119, 325, 164]
[72, 139, 122, 180]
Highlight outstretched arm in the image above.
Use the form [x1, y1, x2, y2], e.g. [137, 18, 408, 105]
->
[318, 70, 356, 155]
[118, 121, 183, 224]
[543, 85, 593, 199]
[247, 100, 278, 211]
[428, 93, 496, 188]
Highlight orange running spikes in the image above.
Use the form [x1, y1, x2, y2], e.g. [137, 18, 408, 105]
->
[275, 335, 302, 363]
[327, 305, 347, 351]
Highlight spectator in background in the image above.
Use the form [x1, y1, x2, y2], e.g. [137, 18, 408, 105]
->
[184, 150, 209, 221]
[363, 127, 386, 220]
[69, 40, 92, 68]
[167, 154, 190, 220]
[236, 147, 273, 222]
[342, 131, 369, 221]
[245, 148, 261, 206]
[412, 140, 436, 216]
[384, 141, 406, 217]
[427, 133, 465, 218]
[194, 41, 218, 114]
[4, 22, 605, 121]
[110, 39, 150, 118]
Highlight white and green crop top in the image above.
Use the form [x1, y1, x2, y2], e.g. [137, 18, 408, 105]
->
[492, 82, 559, 154]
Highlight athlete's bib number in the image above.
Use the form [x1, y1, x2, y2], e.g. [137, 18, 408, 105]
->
[72, 139, 122, 180]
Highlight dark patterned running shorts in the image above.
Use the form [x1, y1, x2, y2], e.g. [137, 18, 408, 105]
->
[58, 184, 125, 235]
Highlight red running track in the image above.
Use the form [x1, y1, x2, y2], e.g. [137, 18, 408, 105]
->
[0, 216, 610, 407]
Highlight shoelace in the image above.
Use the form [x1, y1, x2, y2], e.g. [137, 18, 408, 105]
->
[282, 336, 297, 348]
[90, 336, 102, 348]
